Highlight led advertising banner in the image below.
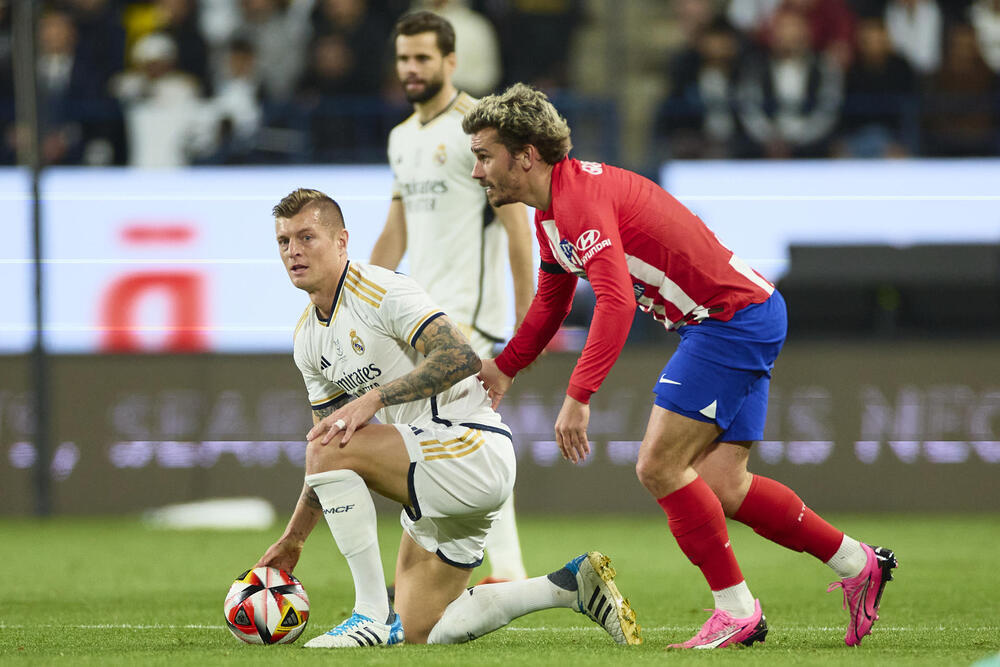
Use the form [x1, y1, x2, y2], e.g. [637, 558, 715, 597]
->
[2, 343, 998, 515]
[661, 159, 1000, 280]
[4, 160, 999, 353]
[3, 166, 397, 354]
[0, 170, 32, 353]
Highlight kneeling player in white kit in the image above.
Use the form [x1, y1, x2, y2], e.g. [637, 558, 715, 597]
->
[255, 188, 642, 647]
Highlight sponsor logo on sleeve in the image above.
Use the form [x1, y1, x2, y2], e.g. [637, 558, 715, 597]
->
[575, 229, 602, 251]
[574, 229, 612, 264]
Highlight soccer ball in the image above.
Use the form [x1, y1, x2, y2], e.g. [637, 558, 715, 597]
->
[223, 567, 310, 645]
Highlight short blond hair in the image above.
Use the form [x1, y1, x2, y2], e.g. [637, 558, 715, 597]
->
[272, 188, 345, 229]
[462, 83, 572, 165]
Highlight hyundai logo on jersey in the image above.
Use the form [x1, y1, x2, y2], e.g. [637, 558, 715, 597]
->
[575, 229, 602, 251]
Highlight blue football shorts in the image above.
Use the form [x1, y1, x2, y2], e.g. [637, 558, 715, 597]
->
[652, 290, 787, 443]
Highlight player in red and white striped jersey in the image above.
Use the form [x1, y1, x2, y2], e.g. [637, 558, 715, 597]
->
[463, 84, 896, 649]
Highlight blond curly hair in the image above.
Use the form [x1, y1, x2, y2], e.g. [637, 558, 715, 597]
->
[462, 83, 572, 165]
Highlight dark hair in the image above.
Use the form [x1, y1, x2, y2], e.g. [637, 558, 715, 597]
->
[228, 37, 255, 56]
[392, 10, 456, 56]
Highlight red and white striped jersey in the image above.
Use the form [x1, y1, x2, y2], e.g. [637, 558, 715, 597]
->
[495, 158, 774, 403]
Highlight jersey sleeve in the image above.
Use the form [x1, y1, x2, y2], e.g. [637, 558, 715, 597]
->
[372, 270, 446, 349]
[494, 220, 577, 377]
[293, 330, 345, 412]
[555, 174, 637, 403]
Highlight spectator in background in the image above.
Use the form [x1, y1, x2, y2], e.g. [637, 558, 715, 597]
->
[835, 16, 916, 157]
[296, 31, 382, 160]
[885, 0, 942, 75]
[727, 0, 782, 33]
[111, 32, 205, 166]
[970, 0, 1000, 73]
[417, 0, 501, 96]
[737, 8, 844, 158]
[310, 0, 387, 96]
[766, 0, 857, 69]
[494, 0, 582, 91]
[845, 0, 887, 18]
[36, 10, 83, 164]
[730, 0, 856, 69]
[669, 0, 724, 53]
[61, 0, 125, 91]
[922, 22, 998, 156]
[14, 9, 120, 165]
[153, 0, 210, 93]
[657, 18, 748, 158]
[199, 0, 242, 49]
[237, 0, 312, 102]
[197, 38, 262, 163]
[0, 2, 10, 128]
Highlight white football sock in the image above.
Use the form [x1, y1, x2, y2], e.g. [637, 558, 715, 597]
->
[483, 494, 527, 580]
[428, 574, 576, 644]
[712, 580, 756, 619]
[826, 535, 867, 579]
[305, 469, 389, 623]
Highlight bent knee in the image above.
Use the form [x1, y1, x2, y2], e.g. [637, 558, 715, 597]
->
[635, 447, 690, 496]
[304, 437, 351, 476]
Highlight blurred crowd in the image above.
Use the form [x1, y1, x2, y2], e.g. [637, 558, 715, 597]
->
[655, 0, 1000, 159]
[0, 0, 582, 166]
[0, 0, 998, 168]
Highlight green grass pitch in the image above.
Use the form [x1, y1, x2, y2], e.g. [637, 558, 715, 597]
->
[2, 513, 998, 665]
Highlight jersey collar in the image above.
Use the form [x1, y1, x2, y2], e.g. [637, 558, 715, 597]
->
[419, 91, 461, 128]
[316, 260, 351, 327]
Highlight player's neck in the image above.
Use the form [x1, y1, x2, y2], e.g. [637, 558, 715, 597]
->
[526, 163, 556, 211]
[414, 84, 459, 124]
[309, 263, 349, 320]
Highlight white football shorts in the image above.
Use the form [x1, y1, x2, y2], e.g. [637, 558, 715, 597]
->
[392, 420, 516, 568]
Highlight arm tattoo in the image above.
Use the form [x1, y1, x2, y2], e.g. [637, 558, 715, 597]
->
[378, 316, 480, 407]
[301, 484, 322, 510]
[313, 405, 335, 420]
[311, 394, 353, 420]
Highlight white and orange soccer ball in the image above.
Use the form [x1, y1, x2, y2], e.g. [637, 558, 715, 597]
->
[223, 567, 310, 645]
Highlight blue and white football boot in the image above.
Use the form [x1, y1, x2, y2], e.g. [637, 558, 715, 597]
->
[303, 611, 404, 648]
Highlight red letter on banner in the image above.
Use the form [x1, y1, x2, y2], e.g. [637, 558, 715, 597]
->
[99, 272, 207, 352]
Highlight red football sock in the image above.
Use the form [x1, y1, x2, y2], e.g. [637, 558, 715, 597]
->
[733, 474, 843, 563]
[657, 477, 744, 591]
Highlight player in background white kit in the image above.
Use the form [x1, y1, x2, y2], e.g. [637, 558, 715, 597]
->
[256, 188, 641, 648]
[371, 11, 533, 584]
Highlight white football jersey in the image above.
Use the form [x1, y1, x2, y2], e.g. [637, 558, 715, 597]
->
[293, 261, 507, 432]
[387, 91, 508, 341]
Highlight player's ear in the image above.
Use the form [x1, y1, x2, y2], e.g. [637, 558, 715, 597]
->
[337, 228, 349, 251]
[520, 145, 537, 169]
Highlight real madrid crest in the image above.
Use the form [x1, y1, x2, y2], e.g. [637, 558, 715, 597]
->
[434, 143, 447, 165]
[349, 329, 365, 355]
